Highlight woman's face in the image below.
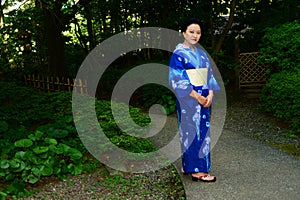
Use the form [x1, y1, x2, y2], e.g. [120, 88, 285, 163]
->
[183, 23, 201, 46]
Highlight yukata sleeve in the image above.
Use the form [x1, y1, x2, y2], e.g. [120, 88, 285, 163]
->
[169, 52, 193, 98]
[207, 63, 220, 91]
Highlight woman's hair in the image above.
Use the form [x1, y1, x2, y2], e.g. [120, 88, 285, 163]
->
[181, 18, 202, 32]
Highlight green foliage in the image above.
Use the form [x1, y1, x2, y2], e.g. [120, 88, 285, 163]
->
[0, 126, 85, 198]
[236, 0, 299, 52]
[259, 20, 300, 74]
[0, 7, 47, 79]
[96, 62, 177, 115]
[96, 165, 185, 199]
[260, 70, 300, 133]
[0, 81, 157, 198]
[0, 121, 8, 133]
[64, 44, 87, 77]
[4, 0, 297, 79]
[259, 20, 300, 134]
[95, 100, 156, 153]
[141, 84, 176, 115]
[210, 49, 240, 86]
[0, 81, 72, 128]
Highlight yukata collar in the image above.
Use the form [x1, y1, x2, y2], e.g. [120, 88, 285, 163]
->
[175, 43, 198, 52]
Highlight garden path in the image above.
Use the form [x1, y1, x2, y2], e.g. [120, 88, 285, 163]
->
[175, 128, 300, 200]
[155, 114, 300, 200]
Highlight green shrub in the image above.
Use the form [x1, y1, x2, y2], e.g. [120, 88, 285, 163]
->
[95, 100, 156, 153]
[0, 81, 72, 128]
[259, 20, 300, 134]
[260, 70, 300, 133]
[259, 20, 300, 74]
[140, 84, 176, 115]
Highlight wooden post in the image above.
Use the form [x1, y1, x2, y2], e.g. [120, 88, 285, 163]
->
[55, 76, 60, 91]
[73, 78, 77, 93]
[67, 78, 71, 92]
[50, 77, 54, 92]
[79, 79, 83, 94]
[24, 75, 28, 85]
[84, 80, 88, 94]
[32, 74, 36, 88]
[46, 76, 49, 92]
[41, 75, 45, 92]
[37, 74, 41, 92]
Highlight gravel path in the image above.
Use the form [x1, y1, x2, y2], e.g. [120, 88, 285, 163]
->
[225, 92, 299, 157]
[21, 91, 299, 200]
[22, 165, 184, 200]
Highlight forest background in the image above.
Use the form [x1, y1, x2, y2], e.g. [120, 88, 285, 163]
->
[1, 0, 299, 130]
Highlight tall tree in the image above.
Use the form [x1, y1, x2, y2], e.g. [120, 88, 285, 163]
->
[39, 0, 71, 76]
[37, 0, 92, 76]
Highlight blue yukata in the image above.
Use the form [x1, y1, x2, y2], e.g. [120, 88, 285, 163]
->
[169, 43, 220, 174]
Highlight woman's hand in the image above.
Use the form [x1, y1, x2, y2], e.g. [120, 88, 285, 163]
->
[196, 94, 207, 105]
[203, 90, 213, 108]
[189, 90, 207, 106]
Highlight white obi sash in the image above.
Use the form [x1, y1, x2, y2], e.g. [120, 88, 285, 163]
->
[186, 68, 208, 86]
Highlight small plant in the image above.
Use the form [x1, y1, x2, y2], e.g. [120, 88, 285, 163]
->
[0, 129, 85, 198]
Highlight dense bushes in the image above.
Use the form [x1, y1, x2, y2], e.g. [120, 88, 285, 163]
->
[259, 20, 300, 134]
[0, 81, 155, 198]
[98, 63, 177, 115]
[259, 20, 300, 74]
[260, 70, 300, 133]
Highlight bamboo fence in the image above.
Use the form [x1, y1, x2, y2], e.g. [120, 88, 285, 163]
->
[238, 52, 268, 97]
[24, 74, 88, 95]
[23, 52, 267, 97]
[239, 52, 268, 87]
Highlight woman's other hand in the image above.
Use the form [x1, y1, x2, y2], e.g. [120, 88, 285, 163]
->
[196, 94, 207, 105]
[203, 90, 213, 108]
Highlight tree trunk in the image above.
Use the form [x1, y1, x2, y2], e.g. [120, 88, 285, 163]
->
[43, 9, 67, 76]
[214, 0, 237, 53]
[84, 4, 96, 51]
[260, 0, 271, 22]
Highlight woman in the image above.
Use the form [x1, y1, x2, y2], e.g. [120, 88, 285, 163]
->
[169, 18, 219, 182]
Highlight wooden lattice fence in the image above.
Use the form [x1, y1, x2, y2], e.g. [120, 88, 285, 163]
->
[239, 52, 268, 97]
[24, 74, 88, 95]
